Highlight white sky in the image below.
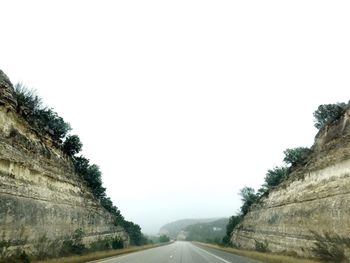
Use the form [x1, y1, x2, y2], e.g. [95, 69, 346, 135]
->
[1, 0, 350, 234]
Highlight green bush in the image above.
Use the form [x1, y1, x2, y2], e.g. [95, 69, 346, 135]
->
[311, 231, 350, 262]
[123, 221, 145, 246]
[239, 187, 258, 216]
[13, 84, 71, 141]
[63, 135, 82, 156]
[60, 229, 86, 256]
[1, 249, 29, 263]
[32, 108, 71, 141]
[89, 237, 112, 252]
[263, 166, 288, 189]
[111, 237, 124, 249]
[255, 239, 269, 252]
[0, 234, 11, 259]
[283, 147, 311, 166]
[13, 83, 42, 117]
[313, 103, 347, 130]
[159, 235, 170, 243]
[222, 215, 242, 245]
[73, 156, 106, 199]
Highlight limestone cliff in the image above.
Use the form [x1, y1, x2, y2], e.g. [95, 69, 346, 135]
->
[0, 70, 128, 257]
[231, 105, 350, 258]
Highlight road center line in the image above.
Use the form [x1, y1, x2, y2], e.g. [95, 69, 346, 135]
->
[193, 245, 232, 263]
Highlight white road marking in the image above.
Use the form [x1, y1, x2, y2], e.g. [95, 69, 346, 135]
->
[193, 245, 232, 263]
[89, 248, 146, 263]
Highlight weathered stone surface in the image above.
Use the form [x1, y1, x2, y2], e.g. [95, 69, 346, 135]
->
[231, 107, 350, 258]
[0, 70, 17, 111]
[0, 71, 128, 256]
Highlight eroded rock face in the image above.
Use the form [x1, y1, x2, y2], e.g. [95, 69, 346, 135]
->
[0, 70, 17, 111]
[231, 108, 350, 258]
[0, 71, 128, 257]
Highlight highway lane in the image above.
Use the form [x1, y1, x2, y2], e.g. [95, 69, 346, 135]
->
[91, 241, 262, 263]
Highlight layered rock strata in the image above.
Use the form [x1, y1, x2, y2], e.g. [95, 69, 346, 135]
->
[0, 70, 128, 256]
[231, 106, 350, 258]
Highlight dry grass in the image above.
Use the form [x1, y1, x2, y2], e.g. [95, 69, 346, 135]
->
[33, 244, 168, 263]
[195, 242, 321, 263]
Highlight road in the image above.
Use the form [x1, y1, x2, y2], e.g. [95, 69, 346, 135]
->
[91, 241, 263, 263]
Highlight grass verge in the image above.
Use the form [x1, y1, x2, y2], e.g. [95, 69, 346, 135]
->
[33, 243, 171, 263]
[194, 242, 321, 263]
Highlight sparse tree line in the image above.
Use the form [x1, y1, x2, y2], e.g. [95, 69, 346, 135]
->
[12, 84, 148, 247]
[223, 101, 349, 255]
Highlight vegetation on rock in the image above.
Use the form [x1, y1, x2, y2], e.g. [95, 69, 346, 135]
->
[222, 216, 242, 245]
[224, 101, 349, 250]
[63, 135, 83, 156]
[262, 166, 288, 190]
[313, 102, 347, 130]
[11, 84, 147, 249]
[159, 235, 170, 243]
[311, 231, 350, 262]
[239, 187, 258, 216]
[14, 83, 71, 141]
[283, 147, 311, 166]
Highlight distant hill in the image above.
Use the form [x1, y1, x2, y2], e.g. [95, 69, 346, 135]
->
[184, 218, 228, 243]
[159, 218, 225, 239]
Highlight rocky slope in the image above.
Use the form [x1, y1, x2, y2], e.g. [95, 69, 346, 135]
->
[0, 70, 128, 257]
[231, 105, 350, 258]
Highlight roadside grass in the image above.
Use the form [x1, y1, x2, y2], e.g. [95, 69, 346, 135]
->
[194, 242, 321, 263]
[33, 243, 170, 263]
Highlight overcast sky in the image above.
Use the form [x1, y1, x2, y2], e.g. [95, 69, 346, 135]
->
[1, 1, 350, 234]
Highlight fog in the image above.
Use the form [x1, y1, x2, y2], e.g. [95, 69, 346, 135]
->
[1, 0, 350, 234]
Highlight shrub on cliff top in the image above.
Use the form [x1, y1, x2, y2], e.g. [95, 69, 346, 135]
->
[263, 166, 288, 189]
[73, 156, 106, 199]
[34, 108, 71, 141]
[13, 84, 71, 141]
[283, 147, 311, 166]
[313, 102, 347, 130]
[13, 83, 42, 116]
[239, 187, 258, 216]
[63, 135, 83, 156]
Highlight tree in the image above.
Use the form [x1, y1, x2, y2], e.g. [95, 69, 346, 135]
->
[63, 135, 82, 156]
[222, 215, 242, 245]
[283, 147, 311, 166]
[73, 157, 106, 199]
[263, 166, 288, 189]
[313, 103, 347, 129]
[84, 164, 106, 198]
[33, 108, 71, 141]
[159, 234, 170, 243]
[122, 221, 145, 246]
[239, 187, 258, 215]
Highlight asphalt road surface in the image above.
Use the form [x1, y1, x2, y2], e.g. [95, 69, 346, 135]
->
[91, 241, 263, 263]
